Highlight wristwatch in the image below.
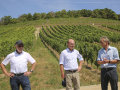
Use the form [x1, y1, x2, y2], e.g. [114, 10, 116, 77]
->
[30, 70, 33, 72]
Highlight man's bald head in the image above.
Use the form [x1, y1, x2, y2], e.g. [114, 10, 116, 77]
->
[67, 39, 75, 51]
[67, 39, 75, 44]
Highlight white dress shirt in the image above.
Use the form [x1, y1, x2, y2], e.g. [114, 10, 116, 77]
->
[59, 48, 83, 70]
[2, 51, 36, 74]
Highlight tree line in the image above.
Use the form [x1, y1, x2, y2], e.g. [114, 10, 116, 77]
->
[0, 8, 120, 25]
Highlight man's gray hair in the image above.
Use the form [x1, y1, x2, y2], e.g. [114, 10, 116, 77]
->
[100, 36, 110, 44]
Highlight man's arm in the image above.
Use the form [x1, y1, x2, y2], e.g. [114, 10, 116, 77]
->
[24, 53, 37, 76]
[0, 63, 14, 77]
[110, 48, 120, 64]
[97, 61, 106, 64]
[78, 61, 83, 72]
[77, 51, 84, 72]
[30, 62, 36, 71]
[97, 59, 118, 64]
[109, 60, 118, 64]
[60, 64, 64, 79]
[59, 51, 65, 79]
[24, 62, 36, 76]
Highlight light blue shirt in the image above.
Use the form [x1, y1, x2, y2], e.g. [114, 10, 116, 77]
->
[59, 48, 83, 70]
[97, 46, 119, 68]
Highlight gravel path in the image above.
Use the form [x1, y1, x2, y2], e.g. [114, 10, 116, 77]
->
[58, 82, 120, 90]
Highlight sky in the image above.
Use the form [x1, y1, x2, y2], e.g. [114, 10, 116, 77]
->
[0, 0, 120, 18]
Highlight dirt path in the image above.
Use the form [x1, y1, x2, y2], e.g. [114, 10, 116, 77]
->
[58, 82, 120, 90]
[35, 27, 41, 40]
[36, 27, 60, 59]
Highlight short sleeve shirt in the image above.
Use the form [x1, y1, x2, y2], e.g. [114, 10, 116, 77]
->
[97, 46, 119, 68]
[2, 51, 36, 74]
[59, 48, 83, 70]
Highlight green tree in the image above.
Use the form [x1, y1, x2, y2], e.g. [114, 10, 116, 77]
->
[18, 14, 28, 22]
[46, 12, 55, 19]
[60, 9, 68, 18]
[33, 13, 41, 20]
[91, 9, 102, 18]
[27, 13, 33, 21]
[118, 14, 120, 20]
[67, 10, 75, 17]
[91, 8, 118, 20]
[80, 9, 92, 17]
[0, 16, 12, 25]
[74, 10, 81, 18]
[103, 8, 118, 19]
[55, 11, 61, 18]
[41, 13, 47, 19]
[11, 18, 18, 24]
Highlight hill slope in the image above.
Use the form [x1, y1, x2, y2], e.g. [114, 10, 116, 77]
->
[0, 17, 120, 90]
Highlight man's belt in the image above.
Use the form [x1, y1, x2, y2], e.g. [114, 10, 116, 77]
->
[14, 73, 24, 76]
[66, 70, 77, 73]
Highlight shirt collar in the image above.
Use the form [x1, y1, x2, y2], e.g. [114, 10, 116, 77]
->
[15, 50, 23, 55]
[108, 46, 111, 50]
[102, 46, 111, 51]
[66, 48, 74, 52]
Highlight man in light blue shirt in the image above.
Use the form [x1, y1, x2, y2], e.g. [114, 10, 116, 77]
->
[60, 39, 83, 90]
[97, 36, 120, 90]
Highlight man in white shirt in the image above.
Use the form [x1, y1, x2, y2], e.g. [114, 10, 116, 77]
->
[59, 39, 83, 90]
[0, 40, 36, 90]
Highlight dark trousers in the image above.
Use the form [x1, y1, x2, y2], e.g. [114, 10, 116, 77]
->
[10, 75, 31, 90]
[101, 68, 118, 90]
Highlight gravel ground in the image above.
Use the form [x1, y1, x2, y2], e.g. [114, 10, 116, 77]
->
[58, 82, 120, 90]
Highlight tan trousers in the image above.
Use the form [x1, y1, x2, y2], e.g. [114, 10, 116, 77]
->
[65, 70, 80, 90]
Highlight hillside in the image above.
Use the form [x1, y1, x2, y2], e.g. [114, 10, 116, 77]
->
[0, 17, 120, 90]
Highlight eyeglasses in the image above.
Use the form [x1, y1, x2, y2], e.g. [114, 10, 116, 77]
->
[18, 45, 24, 47]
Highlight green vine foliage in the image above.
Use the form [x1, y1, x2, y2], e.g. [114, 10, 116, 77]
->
[40, 25, 120, 67]
[0, 25, 35, 61]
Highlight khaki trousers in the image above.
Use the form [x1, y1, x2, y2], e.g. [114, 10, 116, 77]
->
[65, 70, 80, 90]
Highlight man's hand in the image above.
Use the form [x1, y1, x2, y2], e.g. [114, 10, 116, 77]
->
[61, 73, 64, 79]
[77, 61, 83, 72]
[24, 72, 32, 76]
[77, 66, 82, 72]
[103, 58, 109, 63]
[6, 72, 14, 77]
[60, 64, 65, 79]
[0, 63, 15, 78]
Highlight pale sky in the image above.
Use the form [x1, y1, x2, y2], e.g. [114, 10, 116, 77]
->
[0, 0, 120, 18]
